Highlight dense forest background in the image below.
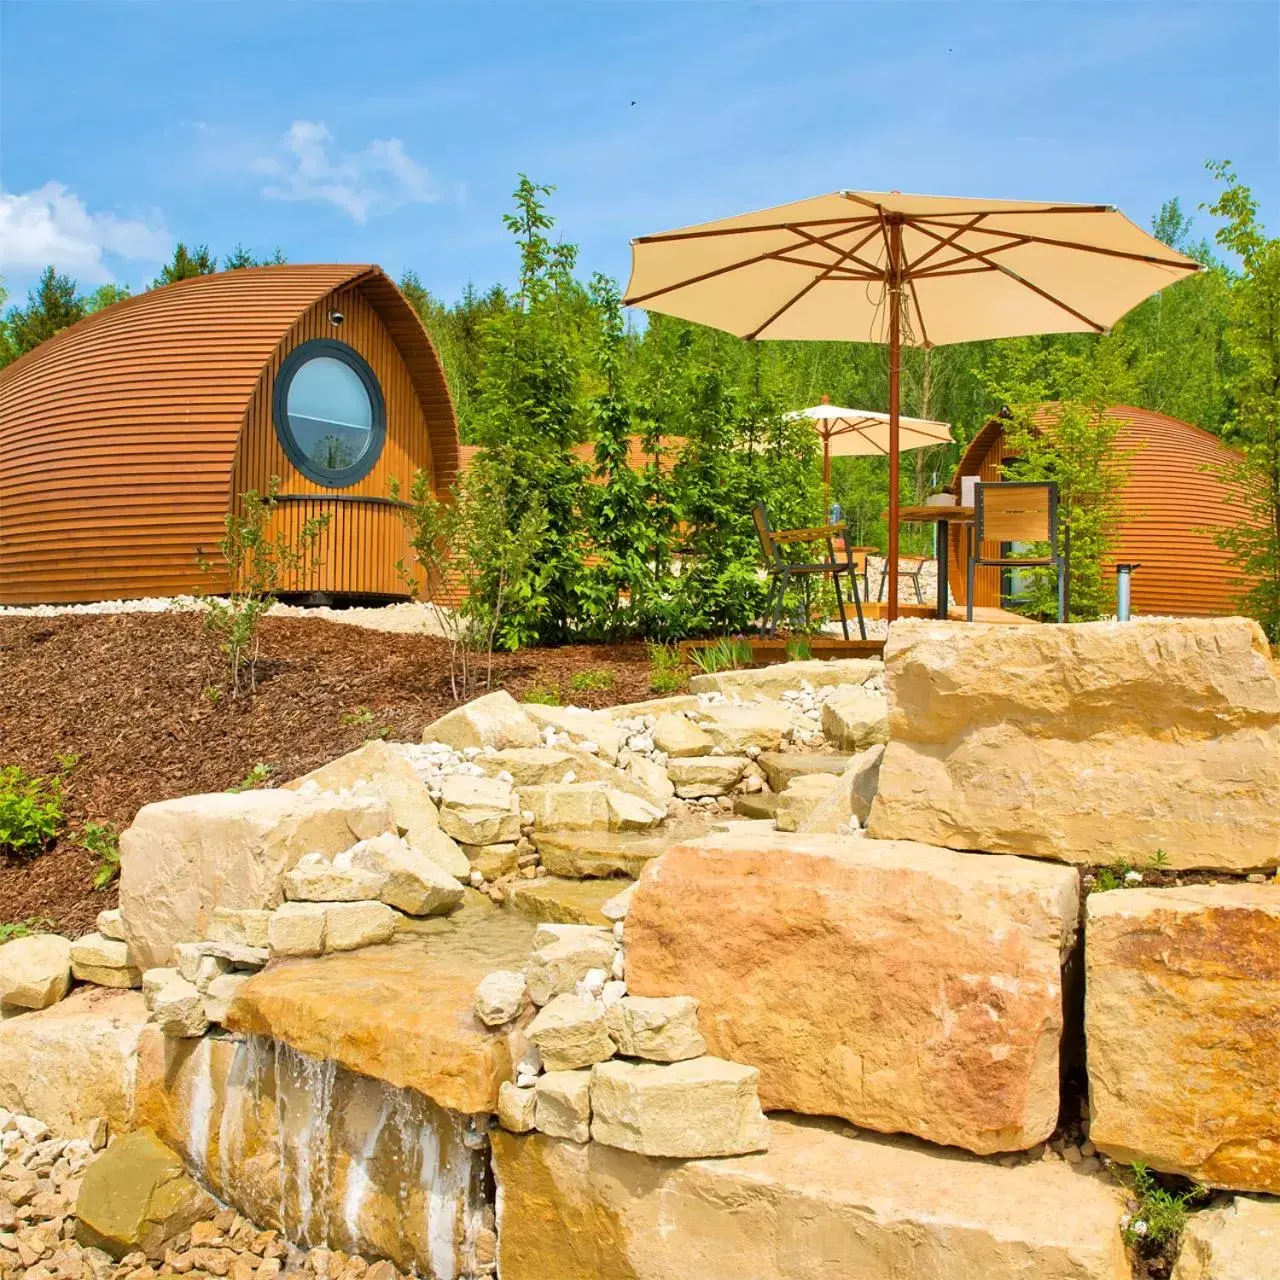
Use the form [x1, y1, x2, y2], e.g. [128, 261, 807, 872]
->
[2, 166, 1274, 641]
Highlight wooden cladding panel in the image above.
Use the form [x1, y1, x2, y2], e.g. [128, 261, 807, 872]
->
[949, 406, 1260, 617]
[231, 283, 439, 597]
[0, 265, 457, 605]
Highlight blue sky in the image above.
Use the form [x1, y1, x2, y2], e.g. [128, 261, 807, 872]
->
[1, 1, 1276, 306]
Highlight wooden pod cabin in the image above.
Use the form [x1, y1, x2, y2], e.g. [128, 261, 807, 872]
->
[949, 404, 1256, 617]
[0, 265, 459, 605]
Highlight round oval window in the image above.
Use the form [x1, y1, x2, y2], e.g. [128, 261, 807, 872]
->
[272, 339, 386, 487]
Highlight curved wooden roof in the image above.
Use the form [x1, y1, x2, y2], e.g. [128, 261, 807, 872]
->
[951, 404, 1257, 617]
[0, 265, 458, 603]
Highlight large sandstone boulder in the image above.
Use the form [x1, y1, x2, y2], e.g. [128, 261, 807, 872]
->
[1085, 884, 1280, 1193]
[76, 1127, 217, 1259]
[652, 714, 714, 758]
[348, 832, 464, 915]
[119, 789, 395, 969]
[422, 688, 540, 750]
[869, 618, 1280, 871]
[492, 1118, 1131, 1280]
[0, 934, 71, 1009]
[688, 658, 882, 697]
[1172, 1195, 1280, 1279]
[518, 782, 665, 833]
[70, 932, 141, 989]
[0, 987, 147, 1136]
[626, 830, 1079, 1155]
[283, 738, 441, 850]
[590, 1057, 768, 1158]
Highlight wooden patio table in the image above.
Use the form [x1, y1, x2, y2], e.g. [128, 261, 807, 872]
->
[890, 505, 975, 620]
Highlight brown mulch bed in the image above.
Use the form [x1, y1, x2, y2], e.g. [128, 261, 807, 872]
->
[0, 612, 655, 936]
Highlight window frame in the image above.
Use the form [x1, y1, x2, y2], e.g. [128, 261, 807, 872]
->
[272, 338, 387, 489]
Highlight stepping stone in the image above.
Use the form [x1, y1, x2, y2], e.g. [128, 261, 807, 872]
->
[757, 752, 850, 793]
[533, 831, 674, 879]
[505, 877, 624, 928]
[733, 792, 778, 821]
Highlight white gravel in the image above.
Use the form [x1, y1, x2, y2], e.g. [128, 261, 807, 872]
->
[0, 594, 455, 637]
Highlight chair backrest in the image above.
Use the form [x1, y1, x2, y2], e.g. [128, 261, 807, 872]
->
[975, 482, 1057, 550]
[751, 502, 779, 564]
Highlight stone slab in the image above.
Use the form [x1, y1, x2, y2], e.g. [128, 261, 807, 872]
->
[533, 831, 673, 880]
[757, 751, 851, 792]
[226, 909, 537, 1113]
[0, 987, 148, 1137]
[626, 830, 1079, 1155]
[688, 658, 882, 697]
[869, 618, 1280, 871]
[505, 877, 622, 927]
[492, 1117, 1130, 1280]
[1172, 1195, 1280, 1280]
[1086, 884, 1280, 1193]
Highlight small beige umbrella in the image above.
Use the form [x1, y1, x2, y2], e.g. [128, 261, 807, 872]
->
[625, 190, 1199, 619]
[790, 397, 952, 512]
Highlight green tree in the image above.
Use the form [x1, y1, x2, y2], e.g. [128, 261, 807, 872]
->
[986, 334, 1137, 620]
[1205, 162, 1280, 638]
[85, 283, 131, 312]
[223, 245, 288, 269]
[151, 243, 218, 288]
[4, 266, 87, 358]
[472, 176, 589, 647]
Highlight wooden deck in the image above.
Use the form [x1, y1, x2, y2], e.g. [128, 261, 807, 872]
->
[857, 602, 1039, 626]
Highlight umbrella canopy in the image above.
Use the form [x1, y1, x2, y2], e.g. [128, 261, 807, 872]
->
[790, 402, 952, 458]
[624, 189, 1200, 618]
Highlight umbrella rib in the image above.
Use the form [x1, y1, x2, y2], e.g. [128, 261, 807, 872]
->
[633, 215, 878, 244]
[906, 213, 989, 273]
[743, 228, 881, 340]
[786, 223, 887, 277]
[909, 222, 1108, 330]
[625, 223, 881, 307]
[841, 192, 1114, 217]
[913, 219, 1200, 271]
[911, 237, 1033, 278]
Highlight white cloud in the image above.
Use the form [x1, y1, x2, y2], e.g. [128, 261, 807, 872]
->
[255, 120, 439, 223]
[0, 182, 171, 284]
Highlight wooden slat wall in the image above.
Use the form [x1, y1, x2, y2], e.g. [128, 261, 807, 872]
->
[948, 406, 1260, 617]
[231, 284, 439, 597]
[0, 265, 458, 605]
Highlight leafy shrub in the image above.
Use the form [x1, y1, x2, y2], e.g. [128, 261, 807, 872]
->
[689, 636, 754, 675]
[199, 478, 330, 699]
[0, 916, 55, 943]
[647, 642, 687, 695]
[0, 766, 64, 859]
[569, 668, 615, 694]
[398, 465, 546, 703]
[78, 821, 121, 890]
[521, 683, 563, 706]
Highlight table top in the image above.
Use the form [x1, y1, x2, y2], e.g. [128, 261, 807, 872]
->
[895, 504, 974, 523]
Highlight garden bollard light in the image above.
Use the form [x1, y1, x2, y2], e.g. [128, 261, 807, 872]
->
[1115, 563, 1141, 622]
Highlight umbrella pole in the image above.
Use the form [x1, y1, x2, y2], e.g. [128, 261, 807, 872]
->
[823, 437, 831, 520]
[887, 218, 903, 623]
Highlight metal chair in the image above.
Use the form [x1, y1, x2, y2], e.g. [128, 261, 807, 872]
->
[966, 481, 1066, 622]
[752, 503, 866, 641]
[876, 554, 926, 604]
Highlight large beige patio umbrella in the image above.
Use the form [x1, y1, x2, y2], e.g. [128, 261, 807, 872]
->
[624, 190, 1200, 619]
